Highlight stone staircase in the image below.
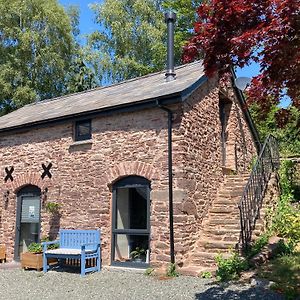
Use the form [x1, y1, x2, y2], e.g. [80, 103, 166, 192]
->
[180, 173, 264, 276]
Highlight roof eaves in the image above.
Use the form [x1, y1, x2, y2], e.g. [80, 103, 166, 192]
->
[181, 75, 208, 101]
[0, 92, 183, 135]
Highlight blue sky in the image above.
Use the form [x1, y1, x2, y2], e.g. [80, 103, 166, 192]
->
[59, 0, 97, 35]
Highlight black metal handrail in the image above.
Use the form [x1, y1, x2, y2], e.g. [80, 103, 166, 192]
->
[238, 135, 280, 249]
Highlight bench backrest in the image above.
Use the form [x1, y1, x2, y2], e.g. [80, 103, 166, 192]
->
[59, 229, 100, 251]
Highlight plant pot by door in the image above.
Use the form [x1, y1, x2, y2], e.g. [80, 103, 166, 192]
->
[21, 252, 43, 270]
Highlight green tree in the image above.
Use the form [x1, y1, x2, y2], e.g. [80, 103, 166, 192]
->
[250, 104, 300, 156]
[0, 0, 75, 114]
[162, 0, 202, 63]
[88, 0, 166, 84]
[65, 5, 97, 93]
[88, 0, 200, 84]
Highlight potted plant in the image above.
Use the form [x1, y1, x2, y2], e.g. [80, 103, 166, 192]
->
[130, 247, 146, 263]
[45, 202, 61, 214]
[21, 242, 43, 270]
[21, 238, 58, 271]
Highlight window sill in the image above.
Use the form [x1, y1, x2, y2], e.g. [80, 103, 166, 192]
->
[70, 139, 93, 147]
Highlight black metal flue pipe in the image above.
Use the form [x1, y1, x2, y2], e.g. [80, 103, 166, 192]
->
[164, 11, 176, 82]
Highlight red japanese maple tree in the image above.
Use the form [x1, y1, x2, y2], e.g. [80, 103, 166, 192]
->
[183, 0, 300, 113]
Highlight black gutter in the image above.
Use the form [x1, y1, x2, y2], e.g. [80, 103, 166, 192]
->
[231, 68, 262, 152]
[156, 100, 175, 264]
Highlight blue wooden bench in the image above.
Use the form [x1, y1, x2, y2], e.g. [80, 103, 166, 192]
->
[42, 229, 101, 276]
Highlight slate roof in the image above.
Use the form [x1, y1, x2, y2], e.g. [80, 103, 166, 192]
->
[0, 61, 205, 132]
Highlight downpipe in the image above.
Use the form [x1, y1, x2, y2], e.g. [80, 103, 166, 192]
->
[157, 101, 175, 264]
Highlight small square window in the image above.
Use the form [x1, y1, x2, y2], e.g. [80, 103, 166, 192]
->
[74, 119, 92, 141]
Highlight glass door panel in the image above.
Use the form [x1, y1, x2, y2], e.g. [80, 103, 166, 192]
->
[113, 234, 149, 264]
[116, 187, 148, 230]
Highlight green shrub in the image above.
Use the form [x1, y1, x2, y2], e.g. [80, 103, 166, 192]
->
[144, 267, 154, 276]
[166, 263, 179, 277]
[272, 160, 300, 247]
[27, 242, 42, 253]
[45, 202, 61, 214]
[200, 271, 212, 279]
[246, 233, 271, 259]
[215, 252, 249, 281]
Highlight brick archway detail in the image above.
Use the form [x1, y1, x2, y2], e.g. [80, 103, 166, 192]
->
[106, 161, 158, 188]
[7, 172, 49, 193]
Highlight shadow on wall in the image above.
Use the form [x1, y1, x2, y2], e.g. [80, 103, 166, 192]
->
[48, 211, 61, 240]
[195, 282, 284, 300]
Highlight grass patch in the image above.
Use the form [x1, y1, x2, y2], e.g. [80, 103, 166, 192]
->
[257, 252, 300, 299]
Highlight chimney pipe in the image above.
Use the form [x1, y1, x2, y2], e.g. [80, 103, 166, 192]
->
[164, 11, 176, 82]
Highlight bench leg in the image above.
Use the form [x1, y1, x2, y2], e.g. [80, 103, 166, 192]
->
[43, 252, 48, 273]
[80, 252, 86, 277]
[97, 247, 101, 272]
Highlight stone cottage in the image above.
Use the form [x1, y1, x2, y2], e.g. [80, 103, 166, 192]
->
[0, 61, 260, 273]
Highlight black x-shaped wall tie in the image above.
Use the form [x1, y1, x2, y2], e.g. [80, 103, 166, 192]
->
[4, 166, 14, 182]
[41, 163, 53, 179]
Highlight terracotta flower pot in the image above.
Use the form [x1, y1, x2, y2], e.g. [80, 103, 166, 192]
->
[21, 252, 58, 271]
[21, 252, 43, 271]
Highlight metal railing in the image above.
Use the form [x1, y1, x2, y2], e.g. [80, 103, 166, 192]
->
[238, 135, 280, 249]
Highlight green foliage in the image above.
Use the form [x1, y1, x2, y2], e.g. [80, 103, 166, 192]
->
[130, 247, 145, 259]
[87, 0, 198, 85]
[258, 252, 300, 300]
[162, 0, 202, 63]
[66, 52, 97, 93]
[248, 156, 257, 171]
[246, 233, 271, 259]
[88, 0, 166, 84]
[27, 242, 42, 253]
[45, 202, 61, 214]
[272, 161, 300, 247]
[28, 237, 59, 253]
[200, 271, 212, 279]
[215, 252, 249, 281]
[0, 0, 78, 113]
[166, 263, 179, 277]
[144, 267, 154, 276]
[250, 104, 300, 157]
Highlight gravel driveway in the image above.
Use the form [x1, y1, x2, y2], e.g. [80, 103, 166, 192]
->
[0, 268, 284, 300]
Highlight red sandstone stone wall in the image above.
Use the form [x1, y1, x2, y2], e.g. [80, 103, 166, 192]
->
[0, 77, 258, 269]
[0, 108, 171, 264]
[170, 78, 258, 266]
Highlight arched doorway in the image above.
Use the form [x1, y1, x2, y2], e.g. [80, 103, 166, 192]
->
[111, 176, 150, 267]
[14, 185, 41, 260]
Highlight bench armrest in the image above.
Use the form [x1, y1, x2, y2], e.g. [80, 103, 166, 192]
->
[42, 240, 60, 251]
[81, 243, 100, 252]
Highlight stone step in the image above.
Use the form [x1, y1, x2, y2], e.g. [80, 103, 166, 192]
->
[225, 174, 250, 179]
[209, 206, 236, 213]
[205, 224, 241, 231]
[204, 218, 240, 225]
[201, 233, 240, 243]
[197, 239, 237, 251]
[202, 228, 241, 236]
[213, 199, 240, 205]
[190, 251, 233, 265]
[179, 266, 216, 277]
